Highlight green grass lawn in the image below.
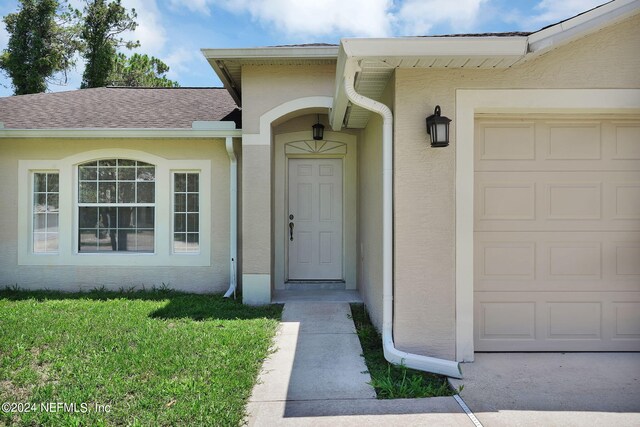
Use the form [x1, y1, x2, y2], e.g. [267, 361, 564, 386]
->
[350, 304, 455, 399]
[0, 288, 282, 426]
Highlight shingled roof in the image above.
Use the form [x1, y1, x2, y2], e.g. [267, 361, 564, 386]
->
[0, 87, 239, 129]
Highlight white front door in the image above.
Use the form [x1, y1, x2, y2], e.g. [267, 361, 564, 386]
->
[288, 158, 343, 280]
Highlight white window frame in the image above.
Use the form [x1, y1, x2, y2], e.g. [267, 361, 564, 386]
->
[171, 170, 202, 255]
[18, 148, 211, 266]
[30, 169, 61, 255]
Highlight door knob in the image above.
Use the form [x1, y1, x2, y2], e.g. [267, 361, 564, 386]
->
[289, 222, 294, 241]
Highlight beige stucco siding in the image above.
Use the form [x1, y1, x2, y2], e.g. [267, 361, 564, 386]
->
[393, 15, 640, 359]
[0, 138, 230, 293]
[242, 64, 336, 134]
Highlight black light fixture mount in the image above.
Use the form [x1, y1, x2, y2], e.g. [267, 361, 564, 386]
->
[312, 114, 325, 140]
[425, 105, 451, 147]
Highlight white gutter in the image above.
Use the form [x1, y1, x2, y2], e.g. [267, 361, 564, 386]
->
[224, 136, 238, 299]
[342, 60, 462, 379]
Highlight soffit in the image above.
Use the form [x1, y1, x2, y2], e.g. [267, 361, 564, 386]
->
[342, 38, 527, 129]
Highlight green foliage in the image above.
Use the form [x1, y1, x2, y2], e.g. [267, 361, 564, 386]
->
[350, 303, 455, 399]
[79, 0, 138, 88]
[0, 288, 282, 425]
[109, 52, 180, 87]
[1, 0, 79, 95]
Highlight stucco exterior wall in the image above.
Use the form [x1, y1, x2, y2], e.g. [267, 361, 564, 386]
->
[0, 138, 230, 293]
[242, 64, 337, 134]
[393, 15, 640, 359]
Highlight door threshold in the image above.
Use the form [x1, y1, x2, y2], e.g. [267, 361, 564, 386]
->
[285, 281, 346, 291]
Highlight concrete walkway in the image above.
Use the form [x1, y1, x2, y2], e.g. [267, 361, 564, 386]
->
[246, 302, 472, 426]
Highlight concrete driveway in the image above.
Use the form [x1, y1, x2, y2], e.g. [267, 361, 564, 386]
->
[449, 353, 640, 427]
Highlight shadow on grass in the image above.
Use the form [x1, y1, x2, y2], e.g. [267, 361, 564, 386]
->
[0, 286, 282, 322]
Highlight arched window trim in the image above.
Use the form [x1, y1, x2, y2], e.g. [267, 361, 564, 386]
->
[18, 149, 211, 267]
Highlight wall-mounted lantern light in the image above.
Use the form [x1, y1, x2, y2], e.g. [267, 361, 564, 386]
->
[312, 115, 325, 140]
[425, 105, 451, 147]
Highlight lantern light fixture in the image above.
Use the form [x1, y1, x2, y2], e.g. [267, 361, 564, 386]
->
[312, 115, 325, 140]
[425, 105, 451, 147]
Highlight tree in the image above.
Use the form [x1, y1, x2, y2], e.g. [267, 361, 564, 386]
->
[79, 0, 138, 88]
[1, 0, 79, 95]
[109, 53, 180, 87]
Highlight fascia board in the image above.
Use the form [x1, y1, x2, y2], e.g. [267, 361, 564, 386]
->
[0, 128, 243, 139]
[528, 0, 640, 53]
[341, 37, 528, 59]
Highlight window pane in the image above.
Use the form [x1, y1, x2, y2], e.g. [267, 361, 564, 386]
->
[118, 159, 135, 167]
[118, 167, 135, 181]
[118, 182, 135, 203]
[98, 182, 116, 203]
[98, 159, 116, 167]
[99, 167, 115, 180]
[174, 173, 186, 192]
[174, 194, 186, 213]
[136, 207, 154, 228]
[137, 167, 155, 181]
[135, 230, 154, 252]
[187, 174, 199, 192]
[79, 166, 97, 181]
[47, 174, 59, 192]
[34, 173, 47, 192]
[137, 182, 154, 203]
[118, 207, 135, 229]
[187, 233, 200, 252]
[187, 213, 199, 232]
[47, 194, 59, 211]
[174, 213, 185, 233]
[34, 193, 47, 212]
[34, 213, 46, 231]
[79, 182, 97, 203]
[187, 194, 199, 212]
[47, 214, 59, 232]
[79, 207, 98, 228]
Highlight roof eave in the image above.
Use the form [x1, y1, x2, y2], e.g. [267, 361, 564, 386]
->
[330, 37, 528, 130]
[526, 0, 640, 58]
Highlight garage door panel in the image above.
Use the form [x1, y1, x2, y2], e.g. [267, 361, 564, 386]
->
[475, 171, 640, 231]
[475, 119, 640, 172]
[475, 292, 640, 351]
[546, 122, 602, 160]
[613, 123, 640, 160]
[476, 231, 640, 292]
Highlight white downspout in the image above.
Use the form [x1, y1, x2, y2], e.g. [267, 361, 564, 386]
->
[343, 61, 462, 379]
[224, 136, 238, 298]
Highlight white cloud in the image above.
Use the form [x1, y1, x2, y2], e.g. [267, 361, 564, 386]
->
[163, 48, 199, 80]
[121, 0, 167, 55]
[396, 0, 487, 35]
[530, 0, 606, 24]
[170, 0, 394, 37]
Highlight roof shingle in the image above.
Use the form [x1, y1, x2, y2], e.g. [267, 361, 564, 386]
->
[0, 87, 239, 129]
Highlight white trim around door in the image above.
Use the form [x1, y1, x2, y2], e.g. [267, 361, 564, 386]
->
[274, 131, 357, 290]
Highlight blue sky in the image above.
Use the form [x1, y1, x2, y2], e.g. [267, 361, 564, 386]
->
[0, 0, 606, 96]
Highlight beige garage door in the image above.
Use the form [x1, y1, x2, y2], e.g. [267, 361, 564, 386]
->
[474, 116, 640, 351]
